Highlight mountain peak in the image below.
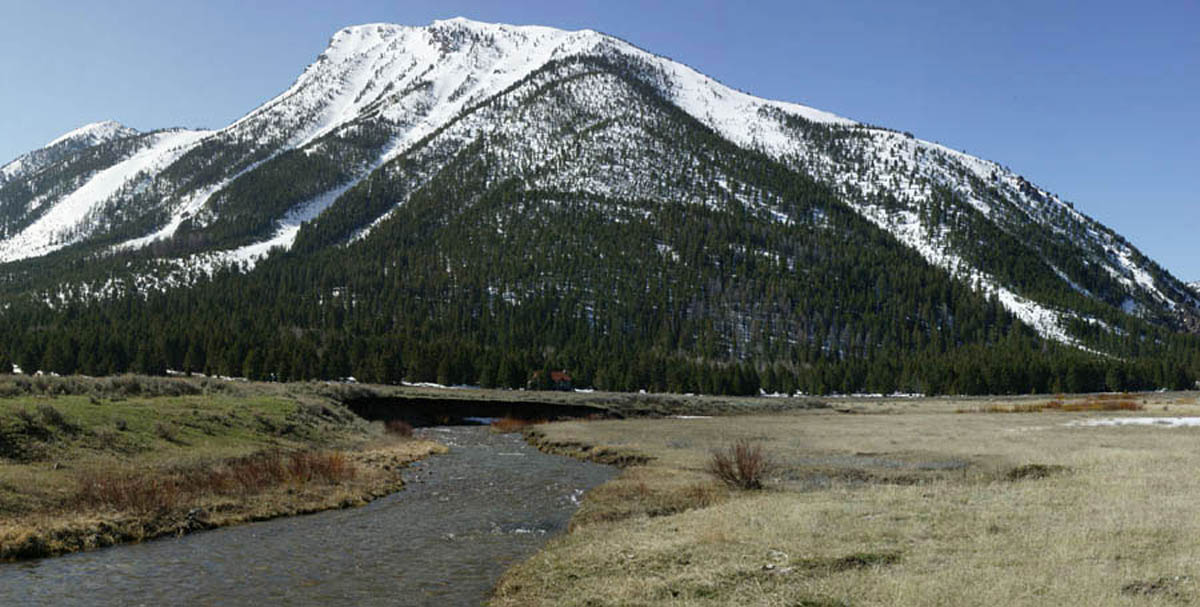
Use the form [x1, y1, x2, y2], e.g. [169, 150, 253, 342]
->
[1, 120, 139, 186]
[45, 121, 137, 148]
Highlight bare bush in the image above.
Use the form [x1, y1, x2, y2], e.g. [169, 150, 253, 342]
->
[706, 439, 774, 490]
[384, 419, 414, 437]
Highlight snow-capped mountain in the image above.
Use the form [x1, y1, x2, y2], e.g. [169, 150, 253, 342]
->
[0, 18, 1196, 357]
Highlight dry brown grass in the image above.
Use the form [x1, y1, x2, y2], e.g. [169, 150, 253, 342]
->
[493, 391, 1200, 606]
[959, 393, 1145, 414]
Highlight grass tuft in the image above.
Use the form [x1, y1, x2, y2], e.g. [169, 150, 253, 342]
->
[794, 551, 902, 572]
[1005, 463, 1068, 481]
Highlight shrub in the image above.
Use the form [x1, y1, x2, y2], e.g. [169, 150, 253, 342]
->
[384, 419, 414, 437]
[13, 408, 37, 427]
[490, 416, 540, 433]
[154, 422, 178, 442]
[37, 405, 77, 433]
[707, 439, 774, 490]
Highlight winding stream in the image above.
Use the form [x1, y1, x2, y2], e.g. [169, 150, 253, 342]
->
[0, 426, 615, 606]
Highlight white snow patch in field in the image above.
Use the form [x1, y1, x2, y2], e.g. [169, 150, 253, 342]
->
[1068, 417, 1200, 428]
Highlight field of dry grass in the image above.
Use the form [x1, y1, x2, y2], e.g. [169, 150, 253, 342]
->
[497, 391, 1200, 606]
[0, 377, 445, 559]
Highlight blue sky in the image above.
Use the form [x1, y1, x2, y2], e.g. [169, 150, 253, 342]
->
[1, 0, 1196, 279]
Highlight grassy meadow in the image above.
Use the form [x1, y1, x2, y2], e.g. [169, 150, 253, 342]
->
[0, 374, 444, 559]
[496, 391, 1200, 606]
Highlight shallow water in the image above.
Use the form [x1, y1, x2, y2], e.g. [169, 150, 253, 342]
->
[0, 426, 615, 606]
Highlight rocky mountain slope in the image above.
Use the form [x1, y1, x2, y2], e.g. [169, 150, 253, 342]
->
[0, 18, 1196, 392]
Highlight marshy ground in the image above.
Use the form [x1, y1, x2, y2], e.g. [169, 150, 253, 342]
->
[497, 391, 1200, 606]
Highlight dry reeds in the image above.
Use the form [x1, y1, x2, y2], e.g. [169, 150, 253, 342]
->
[74, 450, 357, 514]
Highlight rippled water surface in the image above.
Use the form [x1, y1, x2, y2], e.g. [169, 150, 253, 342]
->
[0, 426, 615, 606]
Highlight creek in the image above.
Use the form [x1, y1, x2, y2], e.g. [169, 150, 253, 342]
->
[0, 426, 615, 606]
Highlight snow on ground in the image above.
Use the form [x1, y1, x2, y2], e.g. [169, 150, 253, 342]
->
[0, 129, 210, 263]
[1068, 417, 1200, 428]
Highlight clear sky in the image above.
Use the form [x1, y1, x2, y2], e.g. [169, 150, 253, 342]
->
[1, 0, 1196, 280]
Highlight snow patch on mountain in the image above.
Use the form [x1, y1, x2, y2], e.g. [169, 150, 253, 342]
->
[115, 152, 285, 251]
[612, 39, 855, 154]
[852, 205, 1079, 345]
[0, 129, 210, 262]
[189, 178, 363, 272]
